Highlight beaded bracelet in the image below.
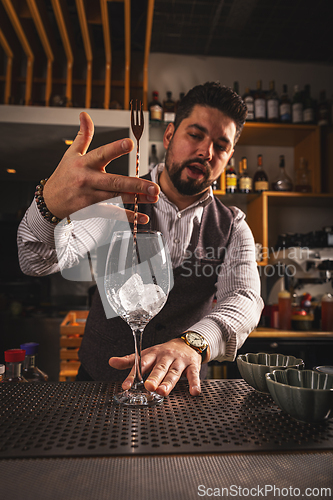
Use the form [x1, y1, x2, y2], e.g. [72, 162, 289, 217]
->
[34, 178, 62, 225]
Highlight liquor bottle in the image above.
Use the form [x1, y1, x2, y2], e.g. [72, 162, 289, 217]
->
[149, 144, 159, 171]
[238, 159, 243, 191]
[321, 293, 333, 331]
[20, 342, 48, 382]
[253, 154, 269, 193]
[292, 85, 303, 124]
[238, 157, 252, 193]
[212, 179, 219, 191]
[279, 84, 291, 123]
[0, 364, 4, 382]
[295, 157, 312, 193]
[148, 91, 163, 123]
[176, 92, 185, 112]
[2, 349, 28, 382]
[225, 157, 238, 194]
[303, 84, 315, 124]
[242, 87, 254, 121]
[254, 80, 266, 121]
[272, 155, 293, 191]
[278, 288, 292, 330]
[266, 81, 279, 122]
[163, 91, 176, 123]
[233, 81, 239, 94]
[317, 90, 329, 126]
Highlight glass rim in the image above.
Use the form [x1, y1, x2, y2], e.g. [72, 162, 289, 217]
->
[112, 229, 163, 237]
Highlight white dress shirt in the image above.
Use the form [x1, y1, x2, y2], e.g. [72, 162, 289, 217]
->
[17, 164, 263, 362]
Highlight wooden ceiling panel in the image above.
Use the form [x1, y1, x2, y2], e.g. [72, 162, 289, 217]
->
[0, 0, 154, 108]
[1, 0, 34, 105]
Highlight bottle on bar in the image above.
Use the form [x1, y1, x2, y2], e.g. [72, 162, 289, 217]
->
[176, 92, 185, 112]
[278, 288, 292, 330]
[254, 80, 266, 122]
[242, 87, 254, 121]
[238, 157, 252, 193]
[266, 81, 279, 122]
[253, 154, 269, 193]
[303, 84, 315, 124]
[148, 91, 163, 123]
[317, 90, 329, 126]
[2, 349, 28, 382]
[238, 159, 243, 191]
[163, 91, 176, 123]
[295, 157, 312, 193]
[212, 178, 220, 191]
[272, 155, 293, 191]
[292, 85, 303, 124]
[20, 342, 48, 382]
[279, 84, 291, 123]
[321, 293, 333, 331]
[225, 157, 238, 194]
[149, 144, 159, 171]
[233, 81, 239, 95]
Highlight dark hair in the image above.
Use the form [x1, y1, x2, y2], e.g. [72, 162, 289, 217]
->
[174, 81, 247, 144]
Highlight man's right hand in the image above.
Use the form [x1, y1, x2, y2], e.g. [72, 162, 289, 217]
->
[43, 111, 160, 223]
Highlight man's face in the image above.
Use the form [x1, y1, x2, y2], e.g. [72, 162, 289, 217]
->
[163, 105, 236, 197]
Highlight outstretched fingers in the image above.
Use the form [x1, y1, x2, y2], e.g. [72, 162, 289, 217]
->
[70, 112, 95, 156]
[91, 172, 160, 199]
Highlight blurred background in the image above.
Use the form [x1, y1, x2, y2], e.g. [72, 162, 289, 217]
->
[0, 0, 332, 381]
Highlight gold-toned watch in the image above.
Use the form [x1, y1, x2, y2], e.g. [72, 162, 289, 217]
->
[180, 331, 208, 362]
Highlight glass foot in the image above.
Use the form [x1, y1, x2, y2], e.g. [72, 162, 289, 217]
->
[114, 384, 164, 407]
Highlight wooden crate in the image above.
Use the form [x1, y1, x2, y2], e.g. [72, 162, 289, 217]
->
[59, 310, 89, 381]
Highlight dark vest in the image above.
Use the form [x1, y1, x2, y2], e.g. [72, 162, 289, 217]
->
[79, 188, 234, 381]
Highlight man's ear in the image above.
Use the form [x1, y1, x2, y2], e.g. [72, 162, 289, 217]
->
[163, 122, 175, 149]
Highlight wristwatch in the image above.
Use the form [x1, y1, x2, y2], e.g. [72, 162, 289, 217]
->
[180, 331, 208, 362]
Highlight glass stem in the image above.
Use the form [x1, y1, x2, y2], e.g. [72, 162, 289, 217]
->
[131, 326, 145, 389]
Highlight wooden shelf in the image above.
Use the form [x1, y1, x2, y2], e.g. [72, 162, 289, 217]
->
[257, 191, 333, 207]
[213, 192, 333, 266]
[59, 310, 88, 381]
[245, 191, 333, 265]
[250, 327, 333, 338]
[216, 192, 333, 203]
[238, 122, 319, 147]
[212, 122, 322, 201]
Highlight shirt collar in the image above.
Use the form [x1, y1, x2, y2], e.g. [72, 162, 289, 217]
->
[150, 163, 213, 212]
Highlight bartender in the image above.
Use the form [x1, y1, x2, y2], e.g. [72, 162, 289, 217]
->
[17, 82, 263, 397]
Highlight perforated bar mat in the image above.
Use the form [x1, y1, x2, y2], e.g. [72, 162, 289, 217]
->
[1, 453, 332, 500]
[0, 380, 332, 459]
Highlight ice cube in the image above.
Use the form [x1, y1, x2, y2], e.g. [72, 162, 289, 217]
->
[118, 273, 144, 312]
[140, 284, 166, 314]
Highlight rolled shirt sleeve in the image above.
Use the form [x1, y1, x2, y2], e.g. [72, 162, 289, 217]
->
[188, 208, 264, 362]
[17, 199, 114, 278]
[17, 199, 60, 276]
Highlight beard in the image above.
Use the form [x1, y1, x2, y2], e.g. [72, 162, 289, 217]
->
[164, 148, 213, 196]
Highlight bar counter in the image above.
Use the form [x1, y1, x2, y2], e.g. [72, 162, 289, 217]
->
[1, 380, 332, 499]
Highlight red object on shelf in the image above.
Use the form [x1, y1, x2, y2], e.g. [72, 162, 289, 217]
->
[4, 349, 26, 363]
[270, 304, 279, 329]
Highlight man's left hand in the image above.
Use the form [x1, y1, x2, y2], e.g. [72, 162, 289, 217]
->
[109, 338, 204, 397]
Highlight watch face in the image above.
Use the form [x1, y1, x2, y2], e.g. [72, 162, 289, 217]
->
[187, 332, 206, 348]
